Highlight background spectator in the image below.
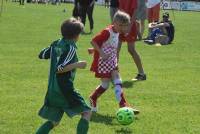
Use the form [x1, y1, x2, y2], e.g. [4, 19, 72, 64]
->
[147, 0, 161, 23]
[109, 0, 119, 22]
[135, 0, 147, 40]
[78, 0, 97, 33]
[104, 0, 109, 8]
[118, 0, 146, 80]
[144, 12, 175, 45]
[72, 0, 81, 19]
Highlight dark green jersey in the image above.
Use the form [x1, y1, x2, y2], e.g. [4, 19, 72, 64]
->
[38, 38, 90, 121]
[39, 38, 79, 107]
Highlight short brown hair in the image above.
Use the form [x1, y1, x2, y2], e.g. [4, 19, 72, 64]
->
[61, 18, 84, 39]
[113, 11, 130, 24]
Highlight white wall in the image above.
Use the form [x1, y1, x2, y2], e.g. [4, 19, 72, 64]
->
[161, 0, 200, 11]
[64, 0, 105, 5]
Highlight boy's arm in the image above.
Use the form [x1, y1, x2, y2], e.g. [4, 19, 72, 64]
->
[38, 47, 51, 59]
[91, 41, 110, 60]
[91, 29, 110, 60]
[149, 22, 170, 29]
[56, 45, 87, 74]
[91, 41, 104, 56]
[57, 61, 87, 74]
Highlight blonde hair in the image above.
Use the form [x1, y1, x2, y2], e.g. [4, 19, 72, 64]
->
[113, 11, 131, 24]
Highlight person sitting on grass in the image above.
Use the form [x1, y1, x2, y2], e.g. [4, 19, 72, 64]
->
[88, 11, 140, 115]
[144, 12, 175, 45]
[36, 18, 91, 134]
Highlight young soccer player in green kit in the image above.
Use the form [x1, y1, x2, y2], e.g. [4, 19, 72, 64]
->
[35, 18, 91, 134]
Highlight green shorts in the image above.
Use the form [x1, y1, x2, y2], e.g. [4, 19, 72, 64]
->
[38, 90, 91, 122]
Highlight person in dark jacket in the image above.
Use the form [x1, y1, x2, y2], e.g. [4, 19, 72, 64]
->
[109, 0, 119, 22]
[19, 0, 25, 5]
[77, 0, 97, 33]
[72, 0, 81, 19]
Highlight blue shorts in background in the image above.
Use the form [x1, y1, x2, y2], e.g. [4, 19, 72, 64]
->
[150, 28, 163, 42]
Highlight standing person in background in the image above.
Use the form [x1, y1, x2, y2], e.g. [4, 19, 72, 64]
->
[147, 0, 161, 23]
[118, 0, 146, 80]
[109, 0, 119, 22]
[135, 0, 147, 40]
[19, 0, 25, 5]
[72, 0, 81, 19]
[78, 0, 97, 33]
[104, 0, 110, 8]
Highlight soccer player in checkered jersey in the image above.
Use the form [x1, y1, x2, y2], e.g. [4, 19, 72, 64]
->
[35, 18, 91, 134]
[89, 11, 140, 115]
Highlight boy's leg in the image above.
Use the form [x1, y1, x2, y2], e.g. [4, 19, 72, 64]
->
[111, 71, 127, 107]
[36, 121, 58, 134]
[112, 71, 140, 114]
[37, 103, 64, 134]
[128, 42, 144, 74]
[79, 6, 87, 30]
[123, 22, 146, 80]
[77, 111, 92, 134]
[87, 4, 94, 32]
[140, 20, 145, 39]
[89, 78, 110, 111]
[127, 42, 146, 80]
[117, 41, 122, 61]
[155, 35, 169, 45]
[136, 20, 142, 40]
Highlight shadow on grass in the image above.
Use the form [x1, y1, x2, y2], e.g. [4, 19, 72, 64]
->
[81, 32, 92, 35]
[115, 127, 133, 134]
[90, 113, 115, 125]
[122, 80, 139, 88]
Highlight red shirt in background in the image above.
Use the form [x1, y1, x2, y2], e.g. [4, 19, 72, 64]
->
[118, 0, 137, 17]
[118, 0, 138, 42]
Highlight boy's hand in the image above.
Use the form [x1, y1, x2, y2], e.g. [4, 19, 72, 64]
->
[77, 61, 87, 69]
[100, 52, 110, 60]
[88, 48, 94, 55]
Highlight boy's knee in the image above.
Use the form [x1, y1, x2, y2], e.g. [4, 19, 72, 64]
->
[155, 35, 169, 45]
[101, 81, 110, 89]
[82, 111, 92, 121]
[127, 43, 136, 55]
[113, 78, 122, 85]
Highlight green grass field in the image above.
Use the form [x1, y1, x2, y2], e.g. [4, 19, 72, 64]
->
[0, 2, 200, 134]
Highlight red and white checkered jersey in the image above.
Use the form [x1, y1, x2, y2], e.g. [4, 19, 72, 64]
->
[97, 27, 119, 75]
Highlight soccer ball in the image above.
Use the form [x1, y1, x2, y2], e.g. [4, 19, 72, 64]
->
[116, 107, 135, 125]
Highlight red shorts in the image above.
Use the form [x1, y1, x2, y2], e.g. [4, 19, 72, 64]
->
[90, 51, 119, 78]
[94, 67, 118, 78]
[119, 0, 137, 17]
[148, 3, 160, 23]
[119, 22, 137, 43]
